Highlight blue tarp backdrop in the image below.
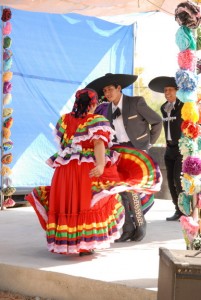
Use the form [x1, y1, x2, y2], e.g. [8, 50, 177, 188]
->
[2, 8, 135, 188]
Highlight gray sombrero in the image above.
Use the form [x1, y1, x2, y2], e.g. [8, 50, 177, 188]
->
[148, 76, 178, 93]
[86, 73, 138, 98]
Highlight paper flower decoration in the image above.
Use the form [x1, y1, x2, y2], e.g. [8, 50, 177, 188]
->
[3, 82, 12, 94]
[175, 0, 201, 251]
[3, 117, 13, 129]
[181, 102, 199, 122]
[3, 94, 12, 105]
[1, 153, 13, 164]
[178, 135, 199, 157]
[178, 192, 193, 215]
[196, 97, 201, 124]
[178, 49, 197, 71]
[180, 215, 200, 246]
[197, 136, 201, 151]
[181, 120, 200, 138]
[2, 186, 16, 196]
[197, 58, 201, 74]
[3, 108, 13, 118]
[176, 89, 197, 103]
[3, 71, 13, 82]
[197, 27, 201, 51]
[3, 36, 12, 49]
[3, 127, 11, 139]
[3, 21, 12, 35]
[182, 155, 201, 175]
[181, 173, 201, 194]
[198, 193, 201, 208]
[1, 166, 12, 176]
[192, 235, 201, 250]
[180, 215, 200, 236]
[175, 1, 201, 29]
[3, 140, 13, 152]
[1, 8, 12, 22]
[175, 69, 198, 91]
[3, 49, 12, 61]
[3, 58, 12, 72]
[1, 6, 15, 210]
[181, 173, 196, 194]
[3, 197, 15, 208]
[175, 26, 196, 51]
[3, 175, 13, 187]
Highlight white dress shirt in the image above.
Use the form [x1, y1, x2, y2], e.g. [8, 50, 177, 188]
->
[112, 95, 130, 143]
[165, 101, 175, 141]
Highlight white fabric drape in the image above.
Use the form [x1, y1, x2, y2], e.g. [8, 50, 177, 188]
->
[0, 0, 185, 17]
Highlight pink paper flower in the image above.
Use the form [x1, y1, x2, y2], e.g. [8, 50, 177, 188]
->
[3, 198, 15, 208]
[180, 215, 199, 242]
[3, 21, 12, 35]
[178, 49, 197, 71]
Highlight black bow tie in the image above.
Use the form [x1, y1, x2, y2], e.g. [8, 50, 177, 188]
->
[112, 107, 121, 119]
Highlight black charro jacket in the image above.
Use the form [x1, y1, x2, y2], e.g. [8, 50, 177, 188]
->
[161, 98, 184, 144]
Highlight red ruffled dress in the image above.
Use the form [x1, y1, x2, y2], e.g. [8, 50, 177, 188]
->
[25, 113, 162, 255]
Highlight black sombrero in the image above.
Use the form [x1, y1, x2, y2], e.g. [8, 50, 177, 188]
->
[86, 73, 138, 98]
[148, 76, 178, 93]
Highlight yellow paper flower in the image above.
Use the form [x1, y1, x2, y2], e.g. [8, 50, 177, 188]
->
[2, 71, 13, 82]
[1, 165, 12, 176]
[3, 127, 11, 139]
[181, 102, 199, 122]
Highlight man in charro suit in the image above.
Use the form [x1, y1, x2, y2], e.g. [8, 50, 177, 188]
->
[86, 73, 162, 242]
[149, 76, 184, 221]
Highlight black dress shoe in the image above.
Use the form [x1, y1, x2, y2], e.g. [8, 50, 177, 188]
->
[79, 250, 94, 256]
[114, 231, 135, 242]
[166, 211, 182, 221]
[131, 222, 146, 242]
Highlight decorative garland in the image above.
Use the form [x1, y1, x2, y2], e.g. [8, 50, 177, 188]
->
[1, 7, 15, 209]
[174, 0, 201, 250]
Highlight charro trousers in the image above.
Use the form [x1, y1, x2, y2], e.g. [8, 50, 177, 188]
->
[164, 145, 183, 212]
